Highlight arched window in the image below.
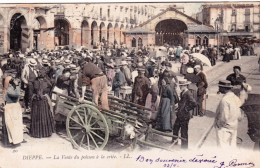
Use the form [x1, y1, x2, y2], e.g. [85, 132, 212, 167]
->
[203, 36, 209, 46]
[138, 37, 143, 49]
[132, 38, 136, 47]
[196, 36, 201, 46]
[54, 19, 70, 46]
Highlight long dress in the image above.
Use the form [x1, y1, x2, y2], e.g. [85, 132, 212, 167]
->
[30, 78, 54, 138]
[157, 85, 175, 131]
[2, 83, 23, 145]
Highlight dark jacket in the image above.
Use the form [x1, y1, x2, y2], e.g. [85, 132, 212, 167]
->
[177, 89, 197, 121]
[196, 71, 208, 96]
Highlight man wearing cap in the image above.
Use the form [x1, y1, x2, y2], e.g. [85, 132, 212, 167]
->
[42, 59, 54, 80]
[226, 66, 246, 94]
[146, 58, 156, 78]
[112, 65, 126, 98]
[194, 65, 208, 117]
[21, 58, 38, 111]
[172, 79, 196, 149]
[79, 58, 109, 110]
[132, 67, 150, 106]
[215, 80, 249, 148]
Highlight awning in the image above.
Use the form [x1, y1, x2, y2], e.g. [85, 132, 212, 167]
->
[185, 25, 216, 33]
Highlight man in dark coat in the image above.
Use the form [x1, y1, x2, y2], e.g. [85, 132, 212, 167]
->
[132, 68, 150, 106]
[172, 79, 197, 149]
[112, 65, 126, 97]
[226, 66, 246, 86]
[194, 65, 208, 116]
[226, 66, 246, 96]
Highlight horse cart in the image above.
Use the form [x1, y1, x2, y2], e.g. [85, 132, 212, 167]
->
[52, 90, 184, 151]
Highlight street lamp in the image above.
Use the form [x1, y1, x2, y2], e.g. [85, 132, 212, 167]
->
[215, 17, 220, 59]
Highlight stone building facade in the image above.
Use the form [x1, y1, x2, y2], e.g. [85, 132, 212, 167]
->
[0, 3, 156, 53]
[124, 7, 217, 49]
[199, 2, 260, 44]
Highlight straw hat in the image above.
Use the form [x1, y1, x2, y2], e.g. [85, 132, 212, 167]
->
[178, 79, 191, 86]
[150, 58, 156, 63]
[42, 59, 49, 65]
[121, 60, 128, 65]
[218, 80, 233, 88]
[29, 59, 37, 66]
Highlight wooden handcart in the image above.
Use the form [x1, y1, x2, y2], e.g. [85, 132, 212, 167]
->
[52, 89, 185, 151]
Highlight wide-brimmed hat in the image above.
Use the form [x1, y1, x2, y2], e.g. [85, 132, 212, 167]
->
[42, 59, 49, 65]
[150, 58, 156, 63]
[126, 57, 132, 61]
[64, 59, 71, 64]
[18, 54, 25, 58]
[179, 79, 191, 86]
[137, 67, 146, 72]
[121, 60, 128, 65]
[29, 59, 37, 66]
[194, 65, 201, 69]
[187, 67, 194, 73]
[218, 80, 233, 88]
[55, 59, 61, 64]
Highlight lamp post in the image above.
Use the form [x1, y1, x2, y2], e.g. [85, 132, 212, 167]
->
[215, 17, 220, 59]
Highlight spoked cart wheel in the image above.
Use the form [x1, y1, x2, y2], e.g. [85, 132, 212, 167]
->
[66, 104, 109, 150]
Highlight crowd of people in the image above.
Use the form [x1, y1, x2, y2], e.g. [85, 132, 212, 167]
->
[0, 41, 257, 150]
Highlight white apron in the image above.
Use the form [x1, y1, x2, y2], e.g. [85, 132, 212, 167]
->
[4, 102, 23, 144]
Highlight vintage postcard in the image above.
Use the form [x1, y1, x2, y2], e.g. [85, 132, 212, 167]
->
[0, 1, 259, 168]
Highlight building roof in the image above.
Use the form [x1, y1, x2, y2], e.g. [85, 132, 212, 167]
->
[185, 24, 216, 33]
[125, 27, 154, 34]
[139, 7, 202, 27]
[202, 3, 255, 9]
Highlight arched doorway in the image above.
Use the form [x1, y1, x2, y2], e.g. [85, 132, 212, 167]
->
[10, 13, 28, 52]
[196, 36, 201, 46]
[203, 36, 209, 46]
[54, 19, 70, 46]
[114, 23, 120, 46]
[81, 20, 89, 47]
[91, 21, 98, 46]
[99, 22, 106, 43]
[132, 38, 136, 47]
[33, 16, 47, 50]
[107, 23, 113, 45]
[120, 24, 124, 45]
[155, 19, 187, 46]
[138, 37, 143, 49]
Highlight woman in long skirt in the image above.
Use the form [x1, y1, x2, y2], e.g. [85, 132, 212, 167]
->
[157, 78, 175, 132]
[2, 76, 23, 147]
[30, 70, 54, 138]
